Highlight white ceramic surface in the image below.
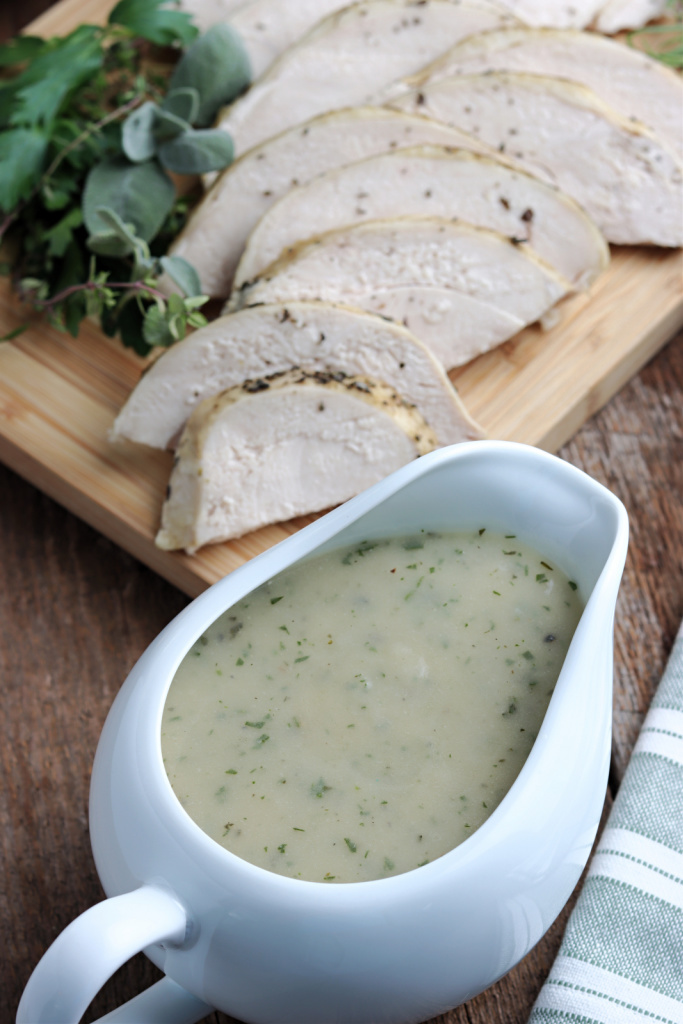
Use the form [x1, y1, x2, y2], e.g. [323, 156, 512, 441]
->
[17, 441, 629, 1024]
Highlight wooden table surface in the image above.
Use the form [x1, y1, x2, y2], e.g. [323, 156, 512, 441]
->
[3, 330, 681, 1024]
[2, 4, 683, 1023]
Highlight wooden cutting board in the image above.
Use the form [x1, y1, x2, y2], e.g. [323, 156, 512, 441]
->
[1, 0, 682, 598]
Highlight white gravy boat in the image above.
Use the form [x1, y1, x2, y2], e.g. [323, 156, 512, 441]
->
[18, 441, 628, 1024]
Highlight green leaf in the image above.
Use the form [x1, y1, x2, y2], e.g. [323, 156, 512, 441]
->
[42, 207, 84, 257]
[108, 0, 198, 47]
[0, 84, 18, 130]
[0, 128, 49, 212]
[121, 101, 158, 163]
[0, 36, 46, 68]
[41, 186, 71, 211]
[53, 239, 86, 295]
[93, 206, 142, 247]
[19, 277, 49, 302]
[158, 129, 233, 175]
[122, 101, 192, 162]
[162, 87, 200, 125]
[116, 299, 151, 356]
[0, 325, 28, 342]
[142, 302, 175, 347]
[152, 107, 191, 143]
[63, 291, 87, 337]
[160, 254, 201, 296]
[87, 232, 135, 258]
[168, 23, 251, 128]
[187, 309, 208, 330]
[8, 26, 104, 128]
[132, 252, 155, 279]
[82, 157, 175, 242]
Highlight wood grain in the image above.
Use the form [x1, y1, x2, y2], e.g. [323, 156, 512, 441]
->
[562, 341, 683, 783]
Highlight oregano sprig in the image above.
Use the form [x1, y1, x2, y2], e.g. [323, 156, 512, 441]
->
[17, 212, 210, 351]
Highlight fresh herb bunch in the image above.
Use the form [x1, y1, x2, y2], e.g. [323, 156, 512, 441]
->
[0, 0, 250, 354]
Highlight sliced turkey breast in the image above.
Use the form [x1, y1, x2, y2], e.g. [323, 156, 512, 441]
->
[155, 369, 439, 551]
[171, 108, 493, 300]
[395, 27, 683, 160]
[232, 218, 571, 369]
[390, 74, 683, 246]
[492, 0, 604, 26]
[176, 0, 250, 33]
[234, 145, 609, 291]
[110, 301, 482, 449]
[213, 0, 522, 158]
[595, 0, 669, 33]
[218, 0, 365, 79]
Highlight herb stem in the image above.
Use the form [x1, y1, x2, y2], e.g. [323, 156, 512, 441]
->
[45, 94, 145, 186]
[0, 93, 146, 244]
[20, 278, 167, 313]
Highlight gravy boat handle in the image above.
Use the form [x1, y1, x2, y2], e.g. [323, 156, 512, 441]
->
[16, 885, 213, 1024]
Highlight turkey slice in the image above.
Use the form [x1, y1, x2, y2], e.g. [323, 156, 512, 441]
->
[232, 218, 571, 369]
[216, 0, 370, 79]
[234, 145, 609, 290]
[390, 74, 683, 246]
[176, 0, 252, 33]
[171, 107, 494, 300]
[155, 369, 439, 551]
[394, 27, 683, 160]
[213, 0, 521, 158]
[594, 0, 669, 33]
[110, 301, 482, 449]
[491, 0, 604, 26]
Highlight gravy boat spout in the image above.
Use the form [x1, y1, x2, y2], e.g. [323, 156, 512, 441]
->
[18, 441, 628, 1024]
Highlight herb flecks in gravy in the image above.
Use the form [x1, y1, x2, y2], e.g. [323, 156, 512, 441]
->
[162, 530, 582, 882]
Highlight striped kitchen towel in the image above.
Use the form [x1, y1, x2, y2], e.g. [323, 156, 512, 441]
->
[529, 621, 683, 1024]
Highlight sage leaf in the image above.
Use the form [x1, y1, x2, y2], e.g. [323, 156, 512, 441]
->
[108, 0, 197, 47]
[92, 206, 139, 248]
[168, 23, 251, 128]
[158, 129, 234, 175]
[162, 87, 200, 126]
[153, 107, 191, 143]
[0, 128, 48, 212]
[122, 101, 158, 163]
[82, 157, 175, 242]
[86, 232, 135, 258]
[160, 255, 202, 297]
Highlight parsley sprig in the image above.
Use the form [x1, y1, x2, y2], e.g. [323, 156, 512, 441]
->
[0, 0, 249, 353]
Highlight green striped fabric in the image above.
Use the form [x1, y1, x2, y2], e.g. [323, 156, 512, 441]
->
[529, 624, 683, 1024]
